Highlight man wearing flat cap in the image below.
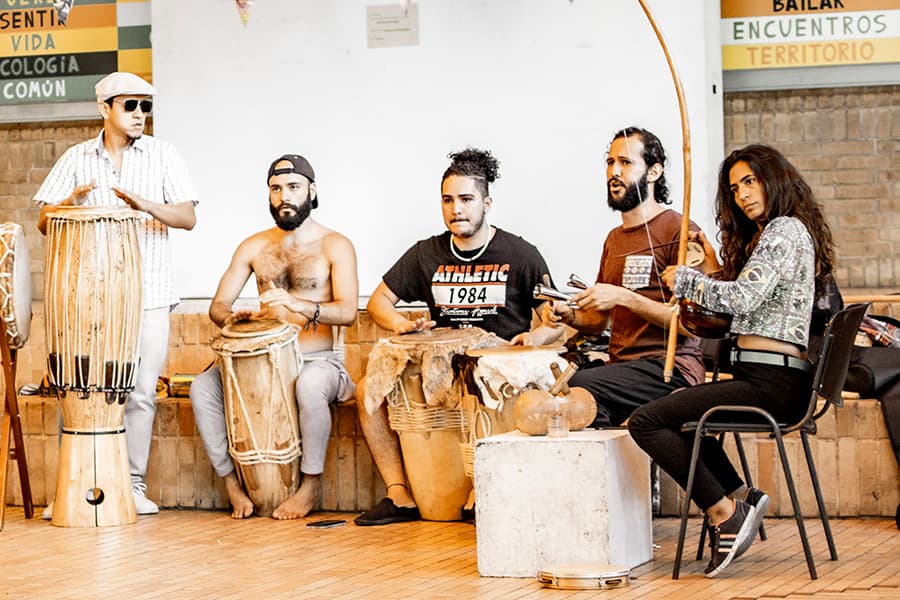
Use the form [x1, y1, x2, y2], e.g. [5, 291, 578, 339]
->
[190, 154, 359, 520]
[34, 71, 198, 517]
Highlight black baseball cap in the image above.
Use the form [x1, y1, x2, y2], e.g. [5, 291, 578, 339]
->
[267, 154, 318, 208]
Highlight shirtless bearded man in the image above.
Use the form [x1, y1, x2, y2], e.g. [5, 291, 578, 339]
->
[190, 154, 358, 519]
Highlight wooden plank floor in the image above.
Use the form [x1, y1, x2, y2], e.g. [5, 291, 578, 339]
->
[1, 508, 898, 599]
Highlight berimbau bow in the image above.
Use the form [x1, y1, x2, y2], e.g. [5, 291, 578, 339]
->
[635, 0, 692, 383]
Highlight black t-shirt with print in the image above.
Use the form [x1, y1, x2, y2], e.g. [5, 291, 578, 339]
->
[383, 228, 552, 341]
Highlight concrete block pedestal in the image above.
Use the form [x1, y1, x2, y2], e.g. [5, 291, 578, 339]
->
[474, 429, 652, 577]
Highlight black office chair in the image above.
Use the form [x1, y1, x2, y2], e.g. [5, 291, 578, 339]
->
[672, 303, 870, 580]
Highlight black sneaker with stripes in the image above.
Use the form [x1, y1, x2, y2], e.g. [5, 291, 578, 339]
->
[704, 498, 763, 578]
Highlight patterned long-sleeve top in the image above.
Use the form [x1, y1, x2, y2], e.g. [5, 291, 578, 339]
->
[673, 216, 815, 349]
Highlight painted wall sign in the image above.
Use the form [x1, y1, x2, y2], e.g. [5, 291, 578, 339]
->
[722, 0, 899, 70]
[0, 0, 151, 105]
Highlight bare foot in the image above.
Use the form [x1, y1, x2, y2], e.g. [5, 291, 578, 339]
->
[272, 474, 321, 520]
[224, 473, 254, 519]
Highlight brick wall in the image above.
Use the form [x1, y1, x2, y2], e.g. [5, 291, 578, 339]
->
[724, 86, 900, 291]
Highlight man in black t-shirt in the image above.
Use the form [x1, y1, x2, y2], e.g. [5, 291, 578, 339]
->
[355, 148, 554, 526]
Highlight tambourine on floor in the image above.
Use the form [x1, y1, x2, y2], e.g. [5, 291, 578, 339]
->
[538, 563, 631, 590]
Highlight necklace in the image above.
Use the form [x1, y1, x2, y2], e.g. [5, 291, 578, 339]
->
[449, 228, 494, 263]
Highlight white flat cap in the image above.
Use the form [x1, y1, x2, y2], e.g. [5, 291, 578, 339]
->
[95, 72, 157, 102]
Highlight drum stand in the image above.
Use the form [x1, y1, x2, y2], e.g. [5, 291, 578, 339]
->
[0, 332, 34, 529]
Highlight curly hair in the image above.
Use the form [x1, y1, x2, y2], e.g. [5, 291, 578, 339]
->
[442, 148, 500, 197]
[610, 126, 670, 205]
[715, 144, 836, 285]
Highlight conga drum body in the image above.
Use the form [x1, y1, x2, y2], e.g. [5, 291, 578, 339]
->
[212, 319, 302, 517]
[44, 207, 143, 527]
[0, 223, 32, 349]
[457, 346, 566, 476]
[366, 327, 503, 521]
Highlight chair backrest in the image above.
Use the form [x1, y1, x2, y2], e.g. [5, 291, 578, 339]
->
[812, 303, 870, 409]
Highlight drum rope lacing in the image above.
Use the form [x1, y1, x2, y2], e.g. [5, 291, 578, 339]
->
[44, 215, 141, 393]
[221, 338, 303, 465]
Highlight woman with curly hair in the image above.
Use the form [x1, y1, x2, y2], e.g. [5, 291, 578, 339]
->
[629, 144, 836, 577]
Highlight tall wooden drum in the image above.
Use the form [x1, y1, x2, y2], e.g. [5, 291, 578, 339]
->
[364, 327, 504, 521]
[211, 319, 302, 517]
[44, 206, 143, 527]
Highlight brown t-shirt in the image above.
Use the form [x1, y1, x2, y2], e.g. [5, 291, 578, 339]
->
[598, 209, 705, 385]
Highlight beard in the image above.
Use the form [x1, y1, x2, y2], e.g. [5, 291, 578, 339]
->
[607, 173, 649, 212]
[270, 199, 312, 231]
[451, 209, 486, 239]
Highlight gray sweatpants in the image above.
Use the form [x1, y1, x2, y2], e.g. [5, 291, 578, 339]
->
[190, 351, 354, 477]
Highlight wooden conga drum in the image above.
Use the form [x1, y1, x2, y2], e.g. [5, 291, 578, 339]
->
[44, 207, 143, 527]
[457, 345, 566, 476]
[0, 223, 31, 349]
[211, 319, 302, 517]
[365, 327, 503, 521]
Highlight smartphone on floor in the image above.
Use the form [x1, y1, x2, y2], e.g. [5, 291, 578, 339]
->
[306, 519, 347, 529]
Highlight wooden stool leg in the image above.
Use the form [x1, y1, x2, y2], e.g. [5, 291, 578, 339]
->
[0, 412, 10, 529]
[2, 340, 33, 524]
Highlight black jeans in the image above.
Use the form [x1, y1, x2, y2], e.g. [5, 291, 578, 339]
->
[628, 362, 810, 510]
[569, 357, 693, 427]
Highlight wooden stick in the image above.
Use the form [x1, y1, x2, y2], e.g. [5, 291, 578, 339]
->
[636, 0, 692, 383]
[549, 362, 579, 396]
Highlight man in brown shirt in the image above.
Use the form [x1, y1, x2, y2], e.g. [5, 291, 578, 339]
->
[540, 127, 705, 426]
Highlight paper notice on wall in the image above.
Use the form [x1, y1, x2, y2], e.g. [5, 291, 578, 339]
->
[236, 0, 255, 27]
[53, 0, 74, 25]
[367, 3, 420, 48]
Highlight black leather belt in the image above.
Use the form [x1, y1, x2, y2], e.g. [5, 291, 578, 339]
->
[730, 348, 811, 372]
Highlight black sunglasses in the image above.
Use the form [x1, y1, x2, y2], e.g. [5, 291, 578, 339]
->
[115, 98, 153, 113]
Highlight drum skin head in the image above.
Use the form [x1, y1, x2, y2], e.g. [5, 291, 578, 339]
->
[213, 320, 299, 355]
[46, 205, 142, 222]
[222, 318, 288, 338]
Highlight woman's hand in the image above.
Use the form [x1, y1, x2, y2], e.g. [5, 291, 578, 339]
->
[661, 265, 678, 291]
[692, 230, 722, 274]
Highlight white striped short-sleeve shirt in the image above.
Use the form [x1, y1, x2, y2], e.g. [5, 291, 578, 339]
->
[34, 131, 197, 309]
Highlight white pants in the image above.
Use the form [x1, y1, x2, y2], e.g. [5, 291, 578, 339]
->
[123, 306, 171, 483]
